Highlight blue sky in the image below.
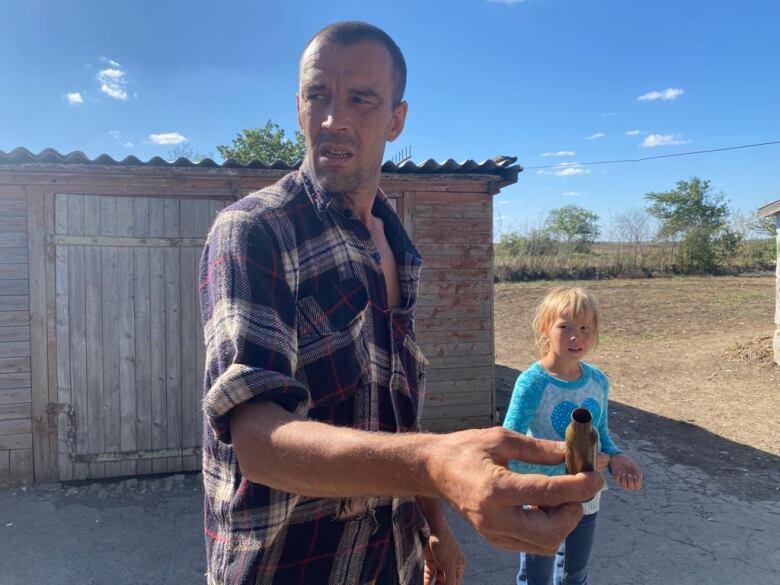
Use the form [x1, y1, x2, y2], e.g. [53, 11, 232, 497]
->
[1, 0, 778, 234]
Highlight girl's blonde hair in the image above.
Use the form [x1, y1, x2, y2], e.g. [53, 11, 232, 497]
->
[532, 286, 600, 357]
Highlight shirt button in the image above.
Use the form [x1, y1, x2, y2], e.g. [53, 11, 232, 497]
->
[372, 252, 381, 263]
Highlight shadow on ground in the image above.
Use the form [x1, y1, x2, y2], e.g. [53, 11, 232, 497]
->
[495, 364, 780, 502]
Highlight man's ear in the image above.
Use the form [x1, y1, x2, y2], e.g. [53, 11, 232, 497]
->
[387, 100, 408, 142]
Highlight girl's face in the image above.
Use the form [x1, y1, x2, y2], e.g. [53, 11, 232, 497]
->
[544, 311, 597, 362]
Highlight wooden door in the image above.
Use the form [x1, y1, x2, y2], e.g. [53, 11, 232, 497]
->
[51, 194, 229, 480]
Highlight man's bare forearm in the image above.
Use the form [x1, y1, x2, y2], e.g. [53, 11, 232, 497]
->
[231, 400, 439, 498]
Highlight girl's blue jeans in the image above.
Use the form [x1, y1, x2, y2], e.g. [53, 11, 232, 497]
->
[517, 512, 597, 585]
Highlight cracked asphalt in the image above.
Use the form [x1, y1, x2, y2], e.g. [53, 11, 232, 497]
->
[1, 437, 778, 584]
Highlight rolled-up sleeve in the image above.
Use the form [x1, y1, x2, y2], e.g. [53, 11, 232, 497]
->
[199, 207, 309, 444]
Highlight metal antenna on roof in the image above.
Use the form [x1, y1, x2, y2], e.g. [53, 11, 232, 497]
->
[390, 146, 412, 165]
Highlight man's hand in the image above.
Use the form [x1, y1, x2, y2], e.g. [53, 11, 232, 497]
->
[609, 453, 643, 490]
[427, 427, 603, 555]
[422, 520, 465, 585]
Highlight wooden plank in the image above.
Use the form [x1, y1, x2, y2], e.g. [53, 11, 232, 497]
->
[54, 194, 73, 480]
[179, 200, 198, 472]
[418, 342, 492, 357]
[418, 319, 488, 332]
[0, 326, 30, 343]
[0, 248, 28, 264]
[416, 329, 491, 344]
[10, 448, 34, 485]
[0, 199, 27, 215]
[419, 280, 491, 295]
[417, 243, 492, 258]
[82, 194, 103, 479]
[419, 255, 491, 270]
[424, 390, 492, 407]
[0, 233, 27, 248]
[417, 293, 491, 308]
[0, 341, 31, 358]
[408, 191, 489, 204]
[415, 203, 491, 219]
[0, 296, 29, 311]
[0, 449, 8, 488]
[0, 216, 29, 231]
[428, 354, 494, 369]
[0, 357, 30, 374]
[402, 191, 414, 239]
[0, 433, 32, 450]
[415, 305, 490, 321]
[423, 403, 493, 419]
[0, 403, 32, 420]
[68, 194, 91, 480]
[415, 230, 488, 245]
[164, 198, 183, 472]
[414, 217, 491, 233]
[133, 198, 152, 475]
[148, 198, 168, 474]
[99, 196, 122, 478]
[73, 445, 200, 463]
[0, 264, 29, 279]
[0, 312, 28, 327]
[0, 418, 32, 435]
[50, 235, 206, 248]
[0, 372, 31, 389]
[421, 416, 491, 433]
[43, 193, 62, 479]
[0, 280, 29, 296]
[426, 366, 493, 383]
[420, 269, 491, 282]
[189, 199, 211, 471]
[117, 197, 138, 477]
[0, 388, 31, 404]
[383, 181, 492, 194]
[116, 198, 137, 477]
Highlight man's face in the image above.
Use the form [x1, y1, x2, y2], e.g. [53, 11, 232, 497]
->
[297, 39, 407, 195]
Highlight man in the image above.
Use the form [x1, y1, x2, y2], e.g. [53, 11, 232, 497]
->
[200, 21, 601, 585]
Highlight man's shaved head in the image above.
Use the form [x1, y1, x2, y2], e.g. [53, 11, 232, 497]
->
[301, 21, 407, 105]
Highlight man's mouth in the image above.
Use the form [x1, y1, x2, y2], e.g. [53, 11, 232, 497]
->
[318, 145, 354, 160]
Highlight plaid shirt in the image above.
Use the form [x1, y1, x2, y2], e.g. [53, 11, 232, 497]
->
[199, 165, 429, 585]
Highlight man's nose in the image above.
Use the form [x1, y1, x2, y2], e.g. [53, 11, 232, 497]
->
[322, 99, 349, 132]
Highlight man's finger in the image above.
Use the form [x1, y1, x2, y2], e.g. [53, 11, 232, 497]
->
[495, 469, 603, 507]
[494, 432, 566, 467]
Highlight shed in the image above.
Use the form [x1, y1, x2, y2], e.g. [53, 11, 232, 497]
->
[758, 199, 780, 365]
[0, 147, 520, 487]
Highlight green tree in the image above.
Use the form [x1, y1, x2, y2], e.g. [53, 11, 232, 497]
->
[645, 177, 728, 239]
[217, 120, 306, 165]
[645, 177, 732, 271]
[546, 205, 600, 251]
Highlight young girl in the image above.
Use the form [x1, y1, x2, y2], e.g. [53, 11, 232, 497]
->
[502, 286, 642, 585]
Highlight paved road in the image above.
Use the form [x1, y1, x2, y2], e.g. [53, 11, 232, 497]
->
[2, 437, 778, 584]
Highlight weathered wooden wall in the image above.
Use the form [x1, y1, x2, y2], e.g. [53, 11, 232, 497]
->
[0, 165, 504, 485]
[0, 197, 33, 487]
[775, 215, 780, 365]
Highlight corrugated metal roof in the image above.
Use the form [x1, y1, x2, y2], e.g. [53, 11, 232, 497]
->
[758, 199, 780, 218]
[0, 147, 521, 182]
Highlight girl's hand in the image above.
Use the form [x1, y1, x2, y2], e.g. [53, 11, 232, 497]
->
[596, 453, 610, 472]
[609, 454, 643, 490]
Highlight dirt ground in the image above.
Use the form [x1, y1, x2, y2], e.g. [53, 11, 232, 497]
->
[493, 275, 779, 501]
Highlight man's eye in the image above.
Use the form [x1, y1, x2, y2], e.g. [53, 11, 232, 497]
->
[351, 96, 372, 105]
[306, 94, 324, 101]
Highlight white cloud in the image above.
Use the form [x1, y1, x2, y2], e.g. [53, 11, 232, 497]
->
[97, 67, 128, 100]
[625, 129, 643, 136]
[64, 92, 84, 105]
[109, 130, 121, 138]
[562, 191, 582, 196]
[637, 87, 684, 102]
[100, 56, 122, 68]
[641, 133, 690, 147]
[149, 132, 188, 145]
[541, 150, 576, 157]
[535, 169, 547, 175]
[555, 166, 591, 176]
[123, 142, 134, 148]
[586, 133, 605, 140]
